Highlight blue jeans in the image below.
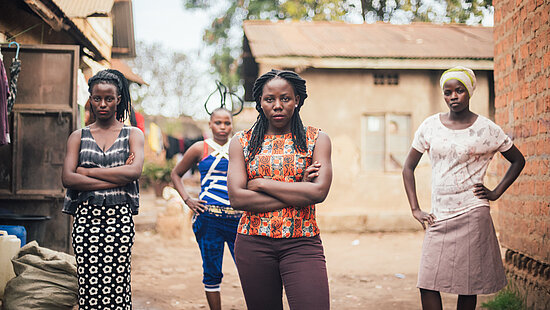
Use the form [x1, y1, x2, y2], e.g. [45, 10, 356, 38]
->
[193, 211, 240, 291]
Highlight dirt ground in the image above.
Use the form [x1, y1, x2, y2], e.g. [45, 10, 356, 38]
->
[131, 189, 496, 310]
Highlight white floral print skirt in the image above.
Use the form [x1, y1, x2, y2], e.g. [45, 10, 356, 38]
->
[72, 200, 135, 310]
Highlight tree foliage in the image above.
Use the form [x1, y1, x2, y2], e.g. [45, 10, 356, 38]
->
[361, 0, 493, 23]
[128, 41, 199, 117]
[183, 0, 350, 90]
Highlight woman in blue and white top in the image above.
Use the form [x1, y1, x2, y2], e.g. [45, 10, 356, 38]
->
[62, 69, 144, 310]
[171, 107, 241, 310]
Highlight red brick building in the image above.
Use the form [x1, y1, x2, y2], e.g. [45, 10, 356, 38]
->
[493, 0, 549, 308]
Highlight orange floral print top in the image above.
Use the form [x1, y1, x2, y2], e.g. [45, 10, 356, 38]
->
[236, 126, 320, 238]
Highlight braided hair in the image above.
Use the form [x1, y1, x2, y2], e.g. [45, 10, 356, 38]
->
[88, 69, 132, 122]
[210, 107, 232, 120]
[247, 69, 308, 162]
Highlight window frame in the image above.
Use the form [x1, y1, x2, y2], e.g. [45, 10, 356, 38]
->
[361, 112, 412, 173]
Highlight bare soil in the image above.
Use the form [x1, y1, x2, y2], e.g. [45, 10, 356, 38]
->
[131, 190, 495, 310]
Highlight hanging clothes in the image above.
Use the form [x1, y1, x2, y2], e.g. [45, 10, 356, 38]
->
[7, 55, 20, 115]
[134, 111, 145, 133]
[127, 109, 145, 133]
[165, 135, 180, 160]
[148, 122, 163, 154]
[76, 69, 88, 128]
[0, 57, 10, 145]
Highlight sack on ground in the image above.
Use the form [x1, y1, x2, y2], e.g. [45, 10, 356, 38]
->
[2, 241, 77, 310]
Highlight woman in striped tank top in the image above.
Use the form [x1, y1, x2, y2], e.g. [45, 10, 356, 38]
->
[170, 108, 241, 310]
[62, 69, 144, 310]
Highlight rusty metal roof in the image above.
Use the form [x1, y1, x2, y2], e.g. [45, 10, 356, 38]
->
[52, 0, 114, 18]
[110, 59, 147, 85]
[243, 20, 493, 60]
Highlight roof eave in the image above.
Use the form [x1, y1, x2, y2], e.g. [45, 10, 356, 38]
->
[253, 56, 494, 70]
[23, 0, 108, 61]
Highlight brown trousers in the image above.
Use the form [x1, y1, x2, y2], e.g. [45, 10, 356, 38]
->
[235, 233, 330, 310]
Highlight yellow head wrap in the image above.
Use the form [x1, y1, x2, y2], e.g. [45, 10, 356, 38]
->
[440, 66, 477, 98]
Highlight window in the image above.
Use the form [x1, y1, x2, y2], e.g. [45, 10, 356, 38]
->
[374, 73, 385, 85]
[386, 73, 399, 85]
[372, 72, 399, 85]
[362, 114, 411, 172]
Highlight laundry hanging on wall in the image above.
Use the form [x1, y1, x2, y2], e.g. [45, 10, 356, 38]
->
[7, 42, 21, 115]
[0, 45, 10, 146]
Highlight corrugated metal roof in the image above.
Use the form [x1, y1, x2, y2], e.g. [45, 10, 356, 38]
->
[110, 59, 147, 85]
[52, 0, 114, 18]
[243, 21, 493, 60]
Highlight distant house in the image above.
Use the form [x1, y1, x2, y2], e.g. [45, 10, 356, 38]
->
[241, 20, 494, 231]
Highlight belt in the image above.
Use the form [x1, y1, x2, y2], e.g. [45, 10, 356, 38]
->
[204, 205, 243, 218]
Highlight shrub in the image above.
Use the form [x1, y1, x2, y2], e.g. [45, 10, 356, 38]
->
[481, 289, 525, 310]
[142, 159, 176, 185]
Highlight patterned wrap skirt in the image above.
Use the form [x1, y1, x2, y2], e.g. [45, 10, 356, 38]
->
[417, 206, 507, 295]
[72, 201, 135, 310]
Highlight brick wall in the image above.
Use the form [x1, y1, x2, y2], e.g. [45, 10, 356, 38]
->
[493, 0, 549, 308]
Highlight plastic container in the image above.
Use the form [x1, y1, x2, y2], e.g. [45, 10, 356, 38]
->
[0, 225, 26, 246]
[0, 230, 21, 299]
[0, 215, 50, 245]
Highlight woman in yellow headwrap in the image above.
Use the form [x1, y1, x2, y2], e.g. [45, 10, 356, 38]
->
[402, 66, 525, 310]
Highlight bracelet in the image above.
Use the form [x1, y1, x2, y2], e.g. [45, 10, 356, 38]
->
[183, 197, 191, 203]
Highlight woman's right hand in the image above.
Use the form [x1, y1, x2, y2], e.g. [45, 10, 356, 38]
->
[302, 161, 321, 182]
[412, 209, 436, 229]
[184, 197, 207, 214]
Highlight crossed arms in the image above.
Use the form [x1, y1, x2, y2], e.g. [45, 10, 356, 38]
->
[62, 128, 144, 191]
[227, 132, 332, 213]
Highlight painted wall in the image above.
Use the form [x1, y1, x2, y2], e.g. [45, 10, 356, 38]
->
[252, 65, 493, 231]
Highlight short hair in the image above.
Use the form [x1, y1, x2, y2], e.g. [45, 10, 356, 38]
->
[210, 107, 232, 120]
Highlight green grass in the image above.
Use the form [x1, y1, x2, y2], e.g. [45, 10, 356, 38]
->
[481, 289, 525, 310]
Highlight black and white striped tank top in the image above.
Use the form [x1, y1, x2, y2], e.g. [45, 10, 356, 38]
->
[62, 126, 140, 215]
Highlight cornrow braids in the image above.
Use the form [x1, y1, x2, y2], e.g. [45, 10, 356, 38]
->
[247, 69, 308, 162]
[210, 107, 232, 120]
[88, 69, 132, 122]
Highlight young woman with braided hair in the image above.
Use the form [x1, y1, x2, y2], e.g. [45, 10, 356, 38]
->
[62, 69, 144, 309]
[402, 67, 524, 310]
[170, 107, 241, 310]
[228, 69, 332, 310]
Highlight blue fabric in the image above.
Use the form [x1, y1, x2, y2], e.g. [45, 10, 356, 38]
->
[198, 154, 229, 207]
[193, 212, 240, 289]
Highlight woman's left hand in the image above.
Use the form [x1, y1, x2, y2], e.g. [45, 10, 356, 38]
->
[126, 153, 135, 165]
[473, 183, 499, 201]
[302, 161, 321, 182]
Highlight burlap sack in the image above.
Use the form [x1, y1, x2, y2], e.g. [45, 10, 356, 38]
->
[2, 241, 77, 310]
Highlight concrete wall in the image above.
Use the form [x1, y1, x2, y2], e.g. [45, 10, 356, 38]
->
[494, 0, 550, 308]
[254, 64, 493, 231]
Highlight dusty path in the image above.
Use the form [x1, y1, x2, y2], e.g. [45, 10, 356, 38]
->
[131, 230, 495, 309]
[130, 190, 495, 309]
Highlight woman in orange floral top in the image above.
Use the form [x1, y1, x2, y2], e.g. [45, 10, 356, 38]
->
[228, 69, 332, 310]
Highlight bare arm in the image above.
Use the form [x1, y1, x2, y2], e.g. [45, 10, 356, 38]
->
[62, 130, 121, 191]
[170, 142, 207, 214]
[227, 136, 288, 212]
[247, 132, 333, 207]
[402, 148, 435, 229]
[77, 128, 145, 184]
[473, 144, 525, 200]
